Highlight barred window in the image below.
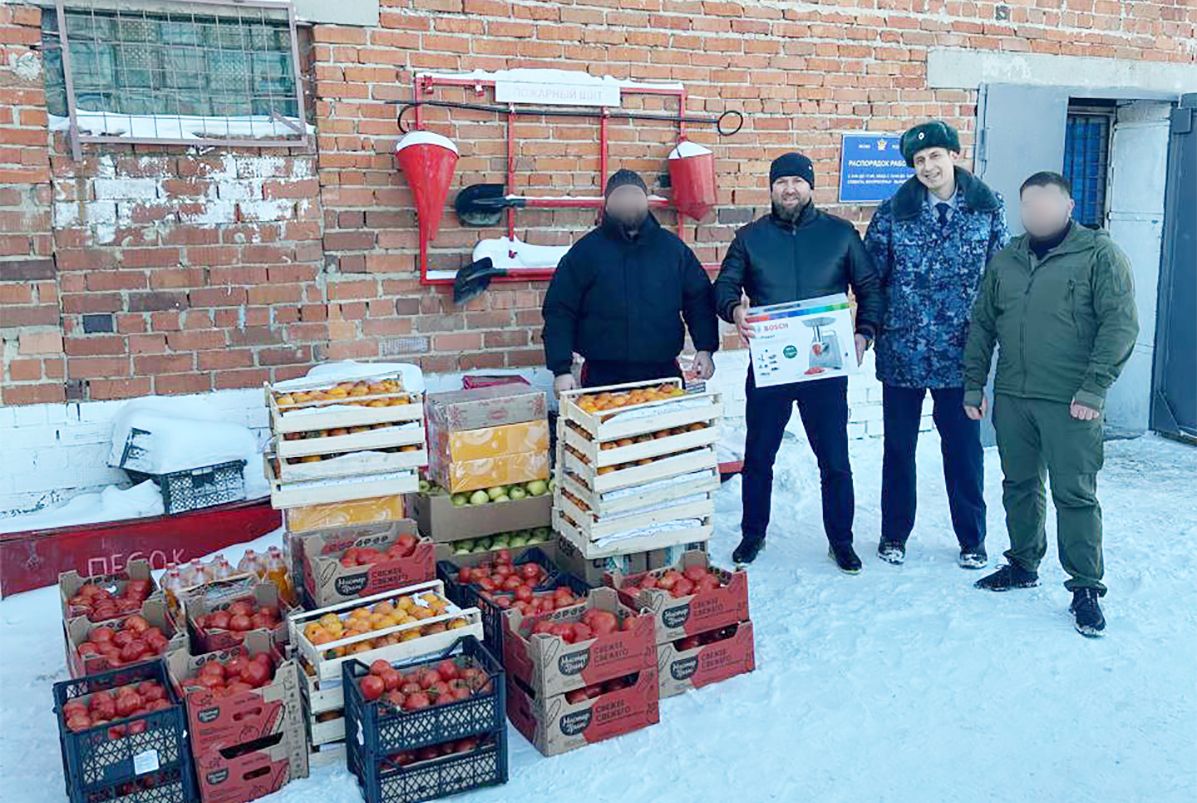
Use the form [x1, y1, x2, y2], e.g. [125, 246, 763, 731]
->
[42, 0, 309, 155]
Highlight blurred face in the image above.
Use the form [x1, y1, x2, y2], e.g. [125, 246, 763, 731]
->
[604, 184, 649, 229]
[770, 175, 812, 220]
[912, 147, 956, 195]
[1020, 183, 1075, 239]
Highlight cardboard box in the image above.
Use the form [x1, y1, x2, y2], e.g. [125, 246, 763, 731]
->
[59, 558, 161, 624]
[432, 419, 549, 463]
[501, 588, 654, 699]
[608, 550, 749, 643]
[295, 520, 435, 607]
[555, 534, 648, 586]
[183, 580, 290, 654]
[426, 385, 546, 433]
[408, 491, 552, 544]
[64, 596, 186, 678]
[645, 541, 709, 570]
[282, 494, 406, 533]
[657, 620, 755, 698]
[434, 537, 557, 567]
[429, 451, 551, 494]
[192, 725, 308, 803]
[505, 665, 659, 757]
[168, 632, 302, 754]
[746, 293, 858, 387]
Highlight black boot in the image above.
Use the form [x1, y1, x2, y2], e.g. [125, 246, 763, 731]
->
[1070, 589, 1106, 638]
[732, 535, 765, 565]
[828, 543, 862, 574]
[974, 562, 1039, 591]
[877, 540, 906, 565]
[957, 546, 988, 570]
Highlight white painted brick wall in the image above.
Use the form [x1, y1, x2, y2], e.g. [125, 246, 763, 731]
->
[0, 357, 928, 518]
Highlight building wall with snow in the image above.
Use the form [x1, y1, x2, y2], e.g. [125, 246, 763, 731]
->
[0, 2, 1193, 513]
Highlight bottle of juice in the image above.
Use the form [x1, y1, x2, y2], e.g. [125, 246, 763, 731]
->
[211, 556, 234, 581]
[237, 550, 261, 577]
[265, 546, 295, 606]
[161, 564, 184, 615]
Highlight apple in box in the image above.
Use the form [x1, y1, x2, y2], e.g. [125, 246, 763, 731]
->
[299, 520, 436, 607]
[501, 587, 655, 699]
[609, 550, 748, 643]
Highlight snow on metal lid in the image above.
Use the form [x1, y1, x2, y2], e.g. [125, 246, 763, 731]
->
[415, 68, 683, 92]
[394, 130, 458, 154]
[669, 140, 713, 159]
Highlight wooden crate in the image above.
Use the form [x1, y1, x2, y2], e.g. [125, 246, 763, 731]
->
[266, 375, 424, 435]
[560, 420, 719, 469]
[555, 486, 714, 540]
[275, 422, 425, 460]
[266, 454, 419, 509]
[273, 442, 427, 484]
[559, 444, 718, 494]
[286, 580, 484, 688]
[560, 462, 720, 517]
[555, 508, 713, 560]
[558, 378, 722, 442]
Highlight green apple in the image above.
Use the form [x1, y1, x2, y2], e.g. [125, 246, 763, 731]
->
[469, 490, 490, 505]
[491, 493, 509, 504]
[456, 539, 474, 552]
[525, 479, 548, 497]
[475, 537, 492, 550]
[486, 486, 507, 502]
[453, 546, 472, 555]
[492, 534, 510, 547]
[418, 479, 431, 493]
[510, 534, 528, 547]
[471, 543, 489, 553]
[451, 493, 469, 507]
[532, 526, 551, 541]
[547, 478, 556, 492]
[508, 486, 528, 501]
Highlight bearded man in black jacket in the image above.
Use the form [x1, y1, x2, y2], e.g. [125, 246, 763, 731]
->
[542, 169, 719, 392]
[714, 152, 884, 572]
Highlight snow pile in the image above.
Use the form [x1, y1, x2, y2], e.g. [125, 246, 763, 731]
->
[279, 361, 425, 395]
[1, 433, 1195, 802]
[471, 237, 570, 271]
[418, 68, 683, 94]
[394, 130, 458, 154]
[50, 112, 311, 141]
[669, 140, 713, 159]
[0, 481, 163, 536]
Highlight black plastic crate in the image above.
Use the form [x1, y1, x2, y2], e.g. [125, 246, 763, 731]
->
[60, 765, 195, 803]
[127, 460, 246, 515]
[347, 727, 508, 803]
[436, 546, 560, 607]
[52, 660, 195, 803]
[342, 636, 505, 759]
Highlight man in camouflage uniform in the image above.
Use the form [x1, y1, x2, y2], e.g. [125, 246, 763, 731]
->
[864, 121, 1009, 569]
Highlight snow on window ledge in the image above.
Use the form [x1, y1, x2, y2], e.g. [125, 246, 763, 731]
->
[50, 111, 313, 143]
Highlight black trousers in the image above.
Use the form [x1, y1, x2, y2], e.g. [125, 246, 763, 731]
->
[740, 372, 853, 547]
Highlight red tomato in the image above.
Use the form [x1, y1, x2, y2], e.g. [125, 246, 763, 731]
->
[639, 575, 658, 590]
[514, 586, 534, 603]
[208, 611, 231, 631]
[228, 614, 253, 632]
[672, 577, 695, 597]
[227, 601, 253, 618]
[394, 533, 417, 557]
[241, 661, 271, 688]
[435, 660, 459, 682]
[123, 615, 149, 634]
[67, 713, 92, 732]
[456, 567, 473, 584]
[381, 670, 402, 692]
[369, 659, 391, 676]
[571, 622, 594, 642]
[494, 549, 511, 564]
[89, 626, 116, 644]
[402, 693, 430, 711]
[359, 675, 385, 701]
[519, 563, 541, 580]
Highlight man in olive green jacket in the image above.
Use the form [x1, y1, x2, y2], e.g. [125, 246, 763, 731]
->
[962, 171, 1138, 638]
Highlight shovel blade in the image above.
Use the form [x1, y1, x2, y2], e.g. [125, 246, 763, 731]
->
[454, 183, 508, 227]
[453, 257, 505, 305]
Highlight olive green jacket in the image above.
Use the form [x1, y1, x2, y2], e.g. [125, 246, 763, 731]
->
[963, 224, 1138, 412]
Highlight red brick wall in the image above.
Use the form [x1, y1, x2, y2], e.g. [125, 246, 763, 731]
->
[2, 0, 1195, 404]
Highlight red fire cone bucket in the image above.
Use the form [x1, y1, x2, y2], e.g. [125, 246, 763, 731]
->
[396, 130, 459, 242]
[668, 140, 717, 222]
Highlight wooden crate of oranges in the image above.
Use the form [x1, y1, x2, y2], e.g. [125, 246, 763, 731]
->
[554, 379, 721, 557]
[265, 371, 427, 508]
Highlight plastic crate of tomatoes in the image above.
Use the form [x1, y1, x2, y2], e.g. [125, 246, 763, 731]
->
[346, 729, 508, 803]
[52, 659, 197, 803]
[342, 636, 505, 758]
[437, 547, 590, 656]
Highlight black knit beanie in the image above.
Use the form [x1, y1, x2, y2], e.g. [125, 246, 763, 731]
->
[604, 168, 648, 197]
[769, 152, 815, 188]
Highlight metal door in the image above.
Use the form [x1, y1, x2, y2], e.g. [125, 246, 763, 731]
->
[1151, 94, 1197, 440]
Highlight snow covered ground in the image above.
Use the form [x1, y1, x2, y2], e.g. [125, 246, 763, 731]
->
[2, 430, 1195, 802]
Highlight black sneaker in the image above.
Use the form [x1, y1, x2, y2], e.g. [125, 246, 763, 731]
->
[828, 543, 862, 574]
[732, 536, 765, 565]
[877, 540, 906, 565]
[957, 547, 988, 570]
[974, 563, 1039, 591]
[1070, 589, 1106, 638]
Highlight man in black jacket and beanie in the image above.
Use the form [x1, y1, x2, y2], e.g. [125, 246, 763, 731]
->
[542, 169, 719, 392]
[714, 152, 884, 571]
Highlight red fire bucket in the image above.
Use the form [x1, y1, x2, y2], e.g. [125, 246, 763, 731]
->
[668, 140, 717, 222]
[395, 130, 459, 242]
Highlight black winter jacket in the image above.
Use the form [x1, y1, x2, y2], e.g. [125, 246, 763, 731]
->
[541, 214, 719, 377]
[713, 203, 884, 338]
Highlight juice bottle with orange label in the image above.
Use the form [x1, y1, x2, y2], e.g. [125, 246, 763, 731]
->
[265, 546, 295, 606]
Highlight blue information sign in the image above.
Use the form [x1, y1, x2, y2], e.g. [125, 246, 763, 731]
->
[838, 133, 914, 204]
